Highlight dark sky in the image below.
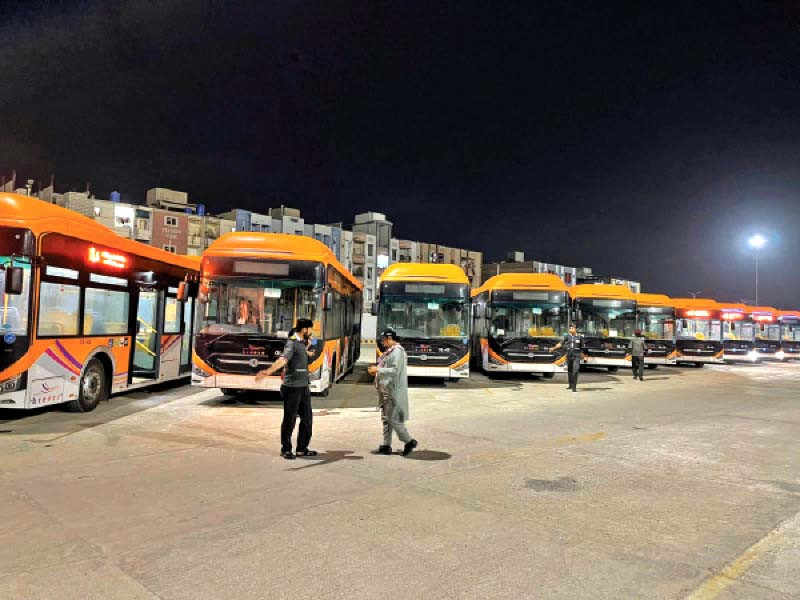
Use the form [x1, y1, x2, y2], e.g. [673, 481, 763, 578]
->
[3, 1, 800, 307]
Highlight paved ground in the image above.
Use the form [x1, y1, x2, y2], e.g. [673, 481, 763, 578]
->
[1, 351, 799, 599]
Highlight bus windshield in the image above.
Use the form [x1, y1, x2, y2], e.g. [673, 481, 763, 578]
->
[577, 299, 636, 338]
[489, 291, 567, 338]
[724, 321, 754, 341]
[198, 279, 320, 338]
[0, 258, 32, 337]
[677, 319, 721, 341]
[757, 324, 781, 341]
[379, 296, 468, 339]
[637, 308, 675, 340]
[783, 323, 800, 341]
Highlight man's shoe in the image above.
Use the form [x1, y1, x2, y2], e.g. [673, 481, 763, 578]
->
[571, 388, 577, 393]
[403, 439, 418, 456]
[281, 450, 296, 460]
[372, 445, 392, 455]
[296, 449, 318, 457]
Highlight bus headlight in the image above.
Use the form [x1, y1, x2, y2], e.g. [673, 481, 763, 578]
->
[192, 364, 212, 378]
[0, 374, 22, 392]
[747, 350, 759, 362]
[776, 350, 786, 361]
[310, 366, 322, 380]
[453, 360, 469, 373]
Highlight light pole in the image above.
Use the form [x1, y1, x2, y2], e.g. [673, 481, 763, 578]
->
[747, 234, 766, 305]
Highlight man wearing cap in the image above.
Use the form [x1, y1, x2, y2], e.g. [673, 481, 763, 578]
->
[630, 329, 647, 381]
[367, 328, 418, 456]
[255, 318, 318, 460]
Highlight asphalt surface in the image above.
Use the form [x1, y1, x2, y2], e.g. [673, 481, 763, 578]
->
[1, 353, 798, 599]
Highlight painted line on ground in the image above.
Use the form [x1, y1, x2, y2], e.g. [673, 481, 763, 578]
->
[685, 512, 798, 600]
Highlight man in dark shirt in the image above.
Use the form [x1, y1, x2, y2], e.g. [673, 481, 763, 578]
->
[630, 329, 647, 381]
[255, 318, 317, 460]
[553, 324, 583, 392]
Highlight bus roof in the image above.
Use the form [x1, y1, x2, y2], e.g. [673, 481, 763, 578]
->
[778, 310, 800, 320]
[380, 262, 469, 285]
[672, 297, 721, 310]
[635, 293, 673, 307]
[205, 232, 362, 289]
[748, 306, 778, 316]
[569, 283, 636, 301]
[472, 273, 567, 297]
[0, 193, 199, 271]
[717, 302, 748, 312]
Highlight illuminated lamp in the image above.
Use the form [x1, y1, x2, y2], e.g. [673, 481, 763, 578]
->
[686, 310, 710, 318]
[721, 312, 743, 321]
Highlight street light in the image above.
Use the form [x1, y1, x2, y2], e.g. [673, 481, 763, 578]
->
[747, 234, 766, 304]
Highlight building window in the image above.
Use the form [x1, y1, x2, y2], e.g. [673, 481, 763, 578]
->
[93, 207, 101, 216]
[367, 267, 373, 280]
[136, 218, 149, 231]
[367, 244, 374, 257]
[366, 289, 372, 301]
[164, 215, 179, 227]
[391, 249, 397, 260]
[163, 244, 177, 254]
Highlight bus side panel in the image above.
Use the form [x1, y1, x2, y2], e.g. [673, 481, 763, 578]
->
[158, 334, 183, 381]
[25, 338, 128, 408]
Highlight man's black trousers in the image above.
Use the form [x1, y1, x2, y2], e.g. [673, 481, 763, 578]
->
[280, 385, 313, 452]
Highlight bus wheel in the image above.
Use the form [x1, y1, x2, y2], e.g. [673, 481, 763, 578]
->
[607, 366, 619, 373]
[542, 372, 555, 379]
[68, 359, 107, 412]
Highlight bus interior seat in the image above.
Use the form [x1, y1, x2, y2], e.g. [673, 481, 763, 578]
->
[38, 310, 78, 336]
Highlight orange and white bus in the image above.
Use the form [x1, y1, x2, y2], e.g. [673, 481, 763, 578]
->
[672, 298, 724, 366]
[0, 193, 200, 412]
[748, 306, 782, 361]
[570, 284, 637, 372]
[374, 263, 470, 379]
[635, 293, 677, 368]
[191, 233, 362, 396]
[471, 273, 569, 377]
[778, 310, 800, 360]
[718, 303, 759, 362]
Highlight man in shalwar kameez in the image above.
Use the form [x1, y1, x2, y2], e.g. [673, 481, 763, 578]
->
[368, 328, 418, 456]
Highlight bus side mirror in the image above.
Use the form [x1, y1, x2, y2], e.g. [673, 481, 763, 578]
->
[730, 322, 735, 332]
[370, 302, 379, 316]
[760, 323, 765, 332]
[682, 319, 688, 329]
[322, 292, 333, 311]
[3, 266, 24, 295]
[571, 309, 582, 322]
[177, 281, 189, 302]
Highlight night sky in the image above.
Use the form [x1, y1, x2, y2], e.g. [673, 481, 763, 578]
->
[3, 1, 800, 307]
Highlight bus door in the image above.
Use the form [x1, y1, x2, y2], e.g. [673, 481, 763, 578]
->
[133, 287, 162, 383]
[180, 296, 195, 374]
[159, 291, 184, 380]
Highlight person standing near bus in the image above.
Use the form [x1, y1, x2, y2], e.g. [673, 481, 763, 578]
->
[553, 324, 583, 392]
[367, 328, 418, 456]
[255, 318, 318, 460]
[630, 329, 647, 381]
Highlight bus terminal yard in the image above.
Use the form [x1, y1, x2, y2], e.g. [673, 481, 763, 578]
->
[2, 355, 799, 600]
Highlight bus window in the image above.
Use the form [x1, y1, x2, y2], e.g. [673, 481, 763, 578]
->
[84, 288, 130, 335]
[38, 281, 80, 336]
[165, 297, 181, 334]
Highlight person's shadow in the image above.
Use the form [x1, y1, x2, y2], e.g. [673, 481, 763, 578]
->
[288, 450, 363, 470]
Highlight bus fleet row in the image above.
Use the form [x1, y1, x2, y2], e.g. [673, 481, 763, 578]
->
[1, 193, 797, 412]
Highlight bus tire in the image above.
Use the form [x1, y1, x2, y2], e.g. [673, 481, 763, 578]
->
[67, 358, 107, 413]
[542, 372, 555, 379]
[607, 366, 619, 373]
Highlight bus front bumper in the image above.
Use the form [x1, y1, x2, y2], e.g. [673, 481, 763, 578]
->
[486, 361, 566, 374]
[582, 356, 630, 367]
[0, 389, 28, 409]
[407, 363, 469, 378]
[644, 356, 677, 366]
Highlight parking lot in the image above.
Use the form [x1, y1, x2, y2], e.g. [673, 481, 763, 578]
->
[1, 351, 799, 599]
